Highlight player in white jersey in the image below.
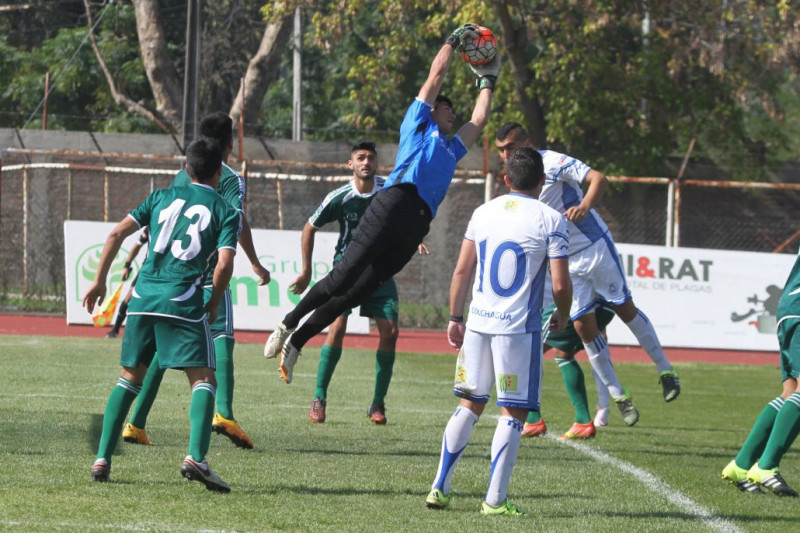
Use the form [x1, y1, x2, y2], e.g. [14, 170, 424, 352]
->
[495, 123, 680, 426]
[425, 147, 572, 516]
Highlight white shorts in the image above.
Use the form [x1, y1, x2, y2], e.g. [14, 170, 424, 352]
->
[453, 329, 543, 410]
[569, 235, 631, 320]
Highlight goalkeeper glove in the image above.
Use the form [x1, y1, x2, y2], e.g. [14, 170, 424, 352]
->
[445, 23, 479, 50]
[469, 54, 500, 91]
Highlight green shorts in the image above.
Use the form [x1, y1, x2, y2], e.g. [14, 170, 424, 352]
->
[204, 286, 233, 339]
[778, 317, 800, 381]
[342, 278, 399, 321]
[121, 314, 215, 370]
[542, 304, 615, 355]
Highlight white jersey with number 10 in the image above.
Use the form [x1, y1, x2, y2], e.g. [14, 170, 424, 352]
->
[464, 193, 569, 335]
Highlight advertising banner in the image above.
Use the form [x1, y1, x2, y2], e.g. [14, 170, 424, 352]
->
[64, 221, 369, 334]
[605, 243, 795, 351]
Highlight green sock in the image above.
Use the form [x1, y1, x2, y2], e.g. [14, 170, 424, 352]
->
[556, 357, 591, 424]
[214, 337, 235, 419]
[735, 396, 784, 469]
[314, 345, 342, 401]
[759, 393, 800, 470]
[372, 350, 395, 406]
[526, 410, 542, 424]
[96, 377, 141, 462]
[129, 356, 166, 428]
[188, 382, 216, 462]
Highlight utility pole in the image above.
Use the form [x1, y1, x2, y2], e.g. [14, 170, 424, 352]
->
[182, 0, 200, 149]
[292, 7, 302, 141]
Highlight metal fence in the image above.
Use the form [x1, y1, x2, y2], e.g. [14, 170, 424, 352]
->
[3, 147, 800, 319]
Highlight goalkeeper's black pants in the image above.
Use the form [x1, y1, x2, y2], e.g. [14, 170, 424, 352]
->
[285, 183, 432, 349]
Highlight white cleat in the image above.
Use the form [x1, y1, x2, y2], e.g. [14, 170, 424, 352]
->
[180, 456, 230, 493]
[279, 340, 301, 384]
[264, 323, 294, 359]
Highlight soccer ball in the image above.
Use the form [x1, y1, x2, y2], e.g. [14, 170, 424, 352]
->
[460, 26, 497, 66]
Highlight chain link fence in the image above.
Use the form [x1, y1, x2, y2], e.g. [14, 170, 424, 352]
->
[3, 148, 800, 326]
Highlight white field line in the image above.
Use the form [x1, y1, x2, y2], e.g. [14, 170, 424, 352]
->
[552, 432, 744, 533]
[0, 521, 234, 532]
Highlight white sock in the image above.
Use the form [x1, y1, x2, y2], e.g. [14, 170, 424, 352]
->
[584, 334, 624, 399]
[592, 367, 611, 409]
[485, 416, 523, 507]
[431, 406, 479, 494]
[626, 310, 672, 373]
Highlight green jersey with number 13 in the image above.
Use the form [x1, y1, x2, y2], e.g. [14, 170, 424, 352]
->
[126, 183, 240, 321]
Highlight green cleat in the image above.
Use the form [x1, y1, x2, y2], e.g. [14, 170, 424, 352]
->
[614, 388, 639, 426]
[721, 460, 762, 494]
[480, 499, 526, 516]
[747, 464, 798, 497]
[425, 488, 452, 510]
[659, 370, 681, 402]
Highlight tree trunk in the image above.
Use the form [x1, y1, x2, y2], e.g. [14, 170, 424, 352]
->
[229, 15, 293, 130]
[133, 0, 183, 132]
[493, 2, 547, 149]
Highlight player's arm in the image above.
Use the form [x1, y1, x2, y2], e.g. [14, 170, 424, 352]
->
[289, 221, 318, 295]
[418, 43, 456, 106]
[547, 257, 572, 333]
[121, 240, 142, 282]
[457, 51, 499, 148]
[456, 86, 493, 149]
[565, 169, 607, 222]
[447, 238, 477, 349]
[205, 248, 236, 324]
[82, 216, 141, 313]
[237, 214, 270, 286]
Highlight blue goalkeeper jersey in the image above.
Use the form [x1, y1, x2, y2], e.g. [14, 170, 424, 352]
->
[384, 98, 468, 217]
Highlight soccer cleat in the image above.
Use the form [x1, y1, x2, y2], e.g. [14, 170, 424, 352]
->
[264, 323, 294, 359]
[659, 370, 681, 402]
[122, 423, 152, 445]
[721, 460, 763, 494]
[309, 397, 327, 423]
[425, 488, 452, 509]
[91, 459, 110, 482]
[521, 419, 546, 438]
[367, 404, 387, 425]
[180, 456, 231, 493]
[594, 406, 609, 427]
[614, 390, 639, 426]
[480, 499, 527, 516]
[211, 413, 253, 449]
[105, 330, 119, 339]
[560, 421, 596, 440]
[747, 464, 798, 497]
[279, 340, 301, 384]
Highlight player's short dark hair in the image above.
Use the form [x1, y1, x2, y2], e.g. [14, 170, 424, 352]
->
[185, 137, 223, 183]
[435, 95, 453, 108]
[351, 140, 377, 155]
[505, 147, 544, 191]
[199, 112, 233, 148]
[496, 122, 529, 142]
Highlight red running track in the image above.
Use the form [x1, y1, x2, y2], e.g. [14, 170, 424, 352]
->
[0, 314, 776, 366]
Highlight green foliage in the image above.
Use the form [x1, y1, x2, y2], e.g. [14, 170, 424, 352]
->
[0, 334, 798, 531]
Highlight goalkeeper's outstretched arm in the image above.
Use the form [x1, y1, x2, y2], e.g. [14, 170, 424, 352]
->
[418, 44, 455, 107]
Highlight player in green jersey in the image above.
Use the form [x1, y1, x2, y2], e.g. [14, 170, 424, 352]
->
[120, 113, 270, 450]
[722, 255, 800, 497]
[84, 137, 240, 491]
[289, 141, 424, 425]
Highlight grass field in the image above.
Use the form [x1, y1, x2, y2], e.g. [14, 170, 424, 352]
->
[0, 334, 797, 532]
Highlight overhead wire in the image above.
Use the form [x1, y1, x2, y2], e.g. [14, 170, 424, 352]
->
[21, 0, 114, 130]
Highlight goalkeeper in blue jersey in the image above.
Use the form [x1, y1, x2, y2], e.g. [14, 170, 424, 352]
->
[264, 24, 500, 384]
[290, 141, 427, 425]
[84, 137, 240, 492]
